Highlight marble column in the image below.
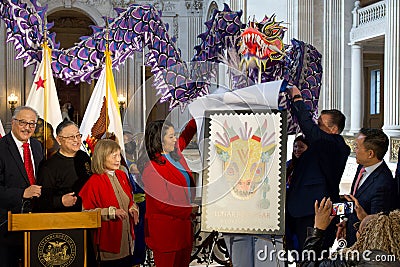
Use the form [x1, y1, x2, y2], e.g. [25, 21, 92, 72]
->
[383, 0, 400, 136]
[230, 0, 246, 23]
[0, 22, 7, 126]
[341, 0, 355, 132]
[286, 0, 298, 42]
[322, 0, 343, 111]
[298, 0, 313, 44]
[349, 43, 363, 134]
[122, 56, 141, 134]
[6, 41, 24, 115]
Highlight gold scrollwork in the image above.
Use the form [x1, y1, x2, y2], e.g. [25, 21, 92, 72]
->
[343, 136, 356, 155]
[390, 138, 400, 163]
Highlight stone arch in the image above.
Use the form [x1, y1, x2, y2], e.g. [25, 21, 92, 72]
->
[44, 4, 104, 124]
[46, 3, 104, 26]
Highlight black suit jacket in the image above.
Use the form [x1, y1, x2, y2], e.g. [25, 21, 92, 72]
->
[287, 101, 351, 217]
[346, 162, 397, 246]
[0, 133, 43, 224]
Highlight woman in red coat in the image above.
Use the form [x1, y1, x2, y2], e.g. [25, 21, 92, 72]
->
[79, 139, 139, 267]
[137, 119, 197, 267]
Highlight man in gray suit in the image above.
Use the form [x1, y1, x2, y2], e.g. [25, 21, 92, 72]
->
[0, 106, 43, 267]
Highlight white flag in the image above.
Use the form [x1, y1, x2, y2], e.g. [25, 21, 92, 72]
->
[0, 119, 5, 138]
[26, 43, 62, 136]
[80, 47, 124, 156]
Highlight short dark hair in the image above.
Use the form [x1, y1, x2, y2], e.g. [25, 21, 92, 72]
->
[359, 128, 389, 160]
[321, 109, 346, 134]
[56, 120, 79, 136]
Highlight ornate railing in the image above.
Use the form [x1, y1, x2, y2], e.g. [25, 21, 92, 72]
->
[355, 1, 386, 27]
[350, 1, 386, 44]
[191, 214, 232, 266]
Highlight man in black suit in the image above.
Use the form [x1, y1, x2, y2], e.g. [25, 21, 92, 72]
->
[286, 86, 350, 252]
[344, 128, 397, 246]
[0, 106, 43, 267]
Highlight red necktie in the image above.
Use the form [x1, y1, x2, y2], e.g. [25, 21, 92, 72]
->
[352, 167, 366, 195]
[22, 143, 35, 185]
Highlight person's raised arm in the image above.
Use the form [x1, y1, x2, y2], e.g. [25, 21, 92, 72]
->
[177, 118, 197, 151]
[288, 86, 332, 144]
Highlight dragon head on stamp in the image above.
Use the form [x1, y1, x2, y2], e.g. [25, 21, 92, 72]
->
[215, 120, 276, 201]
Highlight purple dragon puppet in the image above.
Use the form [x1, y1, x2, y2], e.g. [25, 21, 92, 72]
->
[1, 0, 207, 109]
[192, 4, 322, 133]
[0, 0, 322, 133]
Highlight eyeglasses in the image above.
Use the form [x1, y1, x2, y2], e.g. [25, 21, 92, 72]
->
[13, 118, 37, 128]
[59, 133, 83, 141]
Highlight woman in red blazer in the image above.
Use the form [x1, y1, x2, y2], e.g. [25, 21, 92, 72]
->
[80, 139, 139, 267]
[137, 119, 197, 267]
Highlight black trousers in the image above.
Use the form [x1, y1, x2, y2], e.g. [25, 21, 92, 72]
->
[0, 224, 23, 267]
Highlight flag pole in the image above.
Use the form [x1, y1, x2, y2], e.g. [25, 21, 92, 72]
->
[142, 43, 146, 131]
[105, 20, 110, 136]
[43, 22, 48, 159]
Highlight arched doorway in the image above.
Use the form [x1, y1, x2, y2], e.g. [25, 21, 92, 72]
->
[47, 9, 95, 125]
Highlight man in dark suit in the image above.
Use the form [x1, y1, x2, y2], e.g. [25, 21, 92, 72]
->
[286, 86, 350, 251]
[0, 106, 43, 267]
[345, 128, 397, 246]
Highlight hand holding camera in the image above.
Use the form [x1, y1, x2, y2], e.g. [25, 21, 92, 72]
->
[314, 197, 334, 231]
[344, 194, 368, 221]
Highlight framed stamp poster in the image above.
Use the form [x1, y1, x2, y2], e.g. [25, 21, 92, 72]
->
[201, 109, 287, 235]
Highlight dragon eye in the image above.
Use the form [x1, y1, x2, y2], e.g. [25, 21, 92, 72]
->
[264, 28, 272, 36]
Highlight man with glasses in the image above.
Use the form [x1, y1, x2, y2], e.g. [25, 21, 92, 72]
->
[35, 120, 97, 266]
[35, 120, 92, 213]
[0, 106, 43, 267]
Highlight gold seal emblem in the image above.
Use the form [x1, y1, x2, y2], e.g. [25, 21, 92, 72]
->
[38, 233, 76, 267]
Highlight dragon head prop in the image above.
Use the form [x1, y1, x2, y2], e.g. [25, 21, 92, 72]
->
[239, 15, 286, 69]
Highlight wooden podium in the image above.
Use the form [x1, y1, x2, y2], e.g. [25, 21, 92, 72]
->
[8, 211, 101, 267]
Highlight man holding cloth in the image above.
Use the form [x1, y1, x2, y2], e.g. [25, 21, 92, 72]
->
[286, 86, 350, 251]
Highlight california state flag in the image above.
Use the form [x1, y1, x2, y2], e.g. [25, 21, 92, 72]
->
[26, 42, 62, 135]
[79, 46, 124, 156]
[0, 119, 5, 138]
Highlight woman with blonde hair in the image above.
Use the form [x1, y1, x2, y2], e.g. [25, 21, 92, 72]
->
[79, 139, 139, 267]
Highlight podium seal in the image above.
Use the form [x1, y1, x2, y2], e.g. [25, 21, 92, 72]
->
[38, 233, 76, 266]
